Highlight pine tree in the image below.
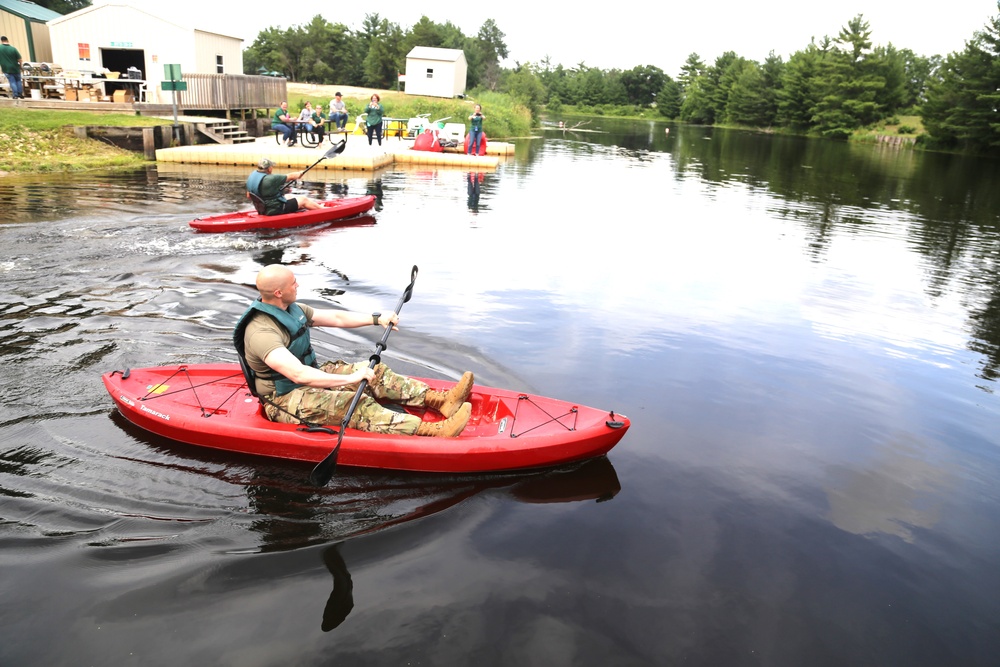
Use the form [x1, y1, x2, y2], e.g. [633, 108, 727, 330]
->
[923, 5, 1000, 152]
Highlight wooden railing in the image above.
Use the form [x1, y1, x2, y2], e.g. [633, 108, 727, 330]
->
[165, 74, 287, 111]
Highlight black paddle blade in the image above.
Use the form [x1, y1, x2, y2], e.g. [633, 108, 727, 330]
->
[402, 265, 418, 303]
[309, 447, 340, 486]
[331, 138, 347, 156]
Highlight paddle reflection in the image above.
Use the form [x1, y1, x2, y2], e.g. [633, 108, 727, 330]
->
[321, 544, 354, 632]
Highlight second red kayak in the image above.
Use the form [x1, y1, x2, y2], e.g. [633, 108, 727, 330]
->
[190, 195, 376, 232]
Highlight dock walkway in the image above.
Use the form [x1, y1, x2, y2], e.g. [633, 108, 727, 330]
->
[155, 133, 511, 172]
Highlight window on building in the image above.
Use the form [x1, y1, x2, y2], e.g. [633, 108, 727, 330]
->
[426, 68, 434, 79]
[216, 55, 224, 74]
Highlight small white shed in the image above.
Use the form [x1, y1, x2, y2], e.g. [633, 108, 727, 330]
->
[47, 1, 242, 103]
[404, 46, 466, 98]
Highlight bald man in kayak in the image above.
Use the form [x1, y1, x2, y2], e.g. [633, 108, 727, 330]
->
[246, 158, 323, 216]
[234, 264, 473, 437]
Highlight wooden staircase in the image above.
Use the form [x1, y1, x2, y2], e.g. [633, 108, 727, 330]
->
[194, 119, 256, 145]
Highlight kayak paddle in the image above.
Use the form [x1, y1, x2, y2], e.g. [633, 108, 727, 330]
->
[309, 265, 419, 486]
[284, 138, 346, 190]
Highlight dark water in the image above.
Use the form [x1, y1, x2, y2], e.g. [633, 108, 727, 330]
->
[2, 120, 999, 666]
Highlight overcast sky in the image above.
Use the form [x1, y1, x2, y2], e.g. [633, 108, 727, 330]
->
[126, 0, 998, 75]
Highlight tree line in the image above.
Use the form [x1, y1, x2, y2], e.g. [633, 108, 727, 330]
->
[243, 14, 509, 93]
[244, 8, 999, 154]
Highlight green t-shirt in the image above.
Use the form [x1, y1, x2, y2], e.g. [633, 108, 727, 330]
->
[365, 103, 384, 127]
[0, 43, 21, 75]
[272, 108, 290, 126]
[258, 172, 291, 215]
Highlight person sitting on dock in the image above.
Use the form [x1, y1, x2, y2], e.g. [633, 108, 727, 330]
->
[329, 92, 348, 131]
[234, 264, 474, 437]
[246, 158, 323, 215]
[298, 101, 318, 135]
[311, 102, 327, 141]
[272, 101, 298, 146]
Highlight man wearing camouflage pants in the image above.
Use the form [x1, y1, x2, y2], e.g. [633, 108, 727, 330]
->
[235, 264, 473, 437]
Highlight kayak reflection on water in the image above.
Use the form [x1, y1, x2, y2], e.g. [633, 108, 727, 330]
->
[108, 406, 622, 634]
[312, 456, 621, 632]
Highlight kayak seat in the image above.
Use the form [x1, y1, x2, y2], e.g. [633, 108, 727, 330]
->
[248, 192, 267, 215]
[237, 354, 262, 400]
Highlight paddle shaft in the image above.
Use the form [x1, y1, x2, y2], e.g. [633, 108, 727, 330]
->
[309, 265, 419, 486]
[283, 140, 345, 191]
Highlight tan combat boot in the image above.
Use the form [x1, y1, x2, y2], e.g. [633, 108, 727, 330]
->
[415, 402, 472, 437]
[423, 371, 474, 418]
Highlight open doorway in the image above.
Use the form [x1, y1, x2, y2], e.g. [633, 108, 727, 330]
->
[101, 48, 145, 97]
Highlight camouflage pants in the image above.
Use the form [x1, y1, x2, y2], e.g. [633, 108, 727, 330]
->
[264, 360, 428, 435]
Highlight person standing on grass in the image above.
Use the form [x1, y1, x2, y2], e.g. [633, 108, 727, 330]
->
[0, 36, 23, 99]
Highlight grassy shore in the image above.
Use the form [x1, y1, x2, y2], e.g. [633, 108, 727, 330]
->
[0, 110, 170, 176]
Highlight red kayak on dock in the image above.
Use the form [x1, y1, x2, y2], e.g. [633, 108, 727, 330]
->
[189, 195, 376, 233]
[102, 364, 630, 474]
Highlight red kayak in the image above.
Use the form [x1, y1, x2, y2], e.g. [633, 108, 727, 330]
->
[102, 364, 630, 473]
[190, 196, 376, 233]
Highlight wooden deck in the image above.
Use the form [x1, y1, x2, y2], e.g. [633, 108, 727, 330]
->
[4, 73, 284, 117]
[155, 134, 512, 172]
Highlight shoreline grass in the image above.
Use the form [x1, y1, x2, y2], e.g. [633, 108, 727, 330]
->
[0, 110, 169, 175]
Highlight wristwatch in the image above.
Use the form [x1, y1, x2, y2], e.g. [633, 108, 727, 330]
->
[372, 312, 381, 326]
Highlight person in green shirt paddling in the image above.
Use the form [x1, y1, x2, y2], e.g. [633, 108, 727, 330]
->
[246, 158, 322, 216]
[272, 101, 298, 146]
[0, 36, 23, 99]
[364, 94, 384, 146]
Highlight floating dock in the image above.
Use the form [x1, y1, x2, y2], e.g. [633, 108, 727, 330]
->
[154, 134, 511, 172]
